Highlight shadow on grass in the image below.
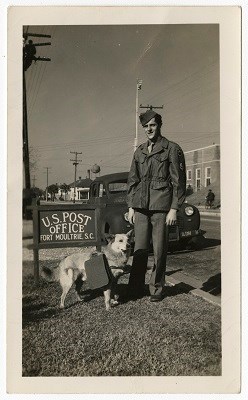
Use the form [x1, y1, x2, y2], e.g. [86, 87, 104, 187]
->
[22, 301, 59, 327]
[22, 284, 120, 327]
[116, 281, 193, 302]
[165, 282, 193, 297]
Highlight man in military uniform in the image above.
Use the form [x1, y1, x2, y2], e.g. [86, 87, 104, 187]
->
[127, 109, 186, 302]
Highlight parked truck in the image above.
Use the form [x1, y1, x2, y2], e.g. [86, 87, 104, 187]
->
[88, 172, 203, 250]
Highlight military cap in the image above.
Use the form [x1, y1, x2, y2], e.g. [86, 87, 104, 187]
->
[139, 110, 160, 126]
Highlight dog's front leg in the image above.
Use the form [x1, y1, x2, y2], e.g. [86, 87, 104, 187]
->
[110, 279, 120, 306]
[75, 274, 84, 303]
[103, 288, 111, 311]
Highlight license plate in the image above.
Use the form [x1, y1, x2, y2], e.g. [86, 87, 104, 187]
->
[180, 229, 200, 238]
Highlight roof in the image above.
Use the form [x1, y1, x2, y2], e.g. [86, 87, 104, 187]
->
[184, 144, 220, 154]
[94, 172, 128, 184]
[68, 177, 92, 188]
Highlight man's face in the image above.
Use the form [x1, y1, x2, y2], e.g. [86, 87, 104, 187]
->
[143, 117, 161, 142]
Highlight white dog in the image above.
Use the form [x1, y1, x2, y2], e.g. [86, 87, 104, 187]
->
[42, 230, 133, 310]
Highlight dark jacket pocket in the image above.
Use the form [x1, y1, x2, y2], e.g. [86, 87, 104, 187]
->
[154, 151, 169, 162]
[150, 181, 171, 190]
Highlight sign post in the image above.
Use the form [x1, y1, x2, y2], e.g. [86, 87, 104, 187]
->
[29, 199, 103, 285]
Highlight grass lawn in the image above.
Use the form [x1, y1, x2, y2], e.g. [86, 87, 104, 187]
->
[22, 254, 221, 376]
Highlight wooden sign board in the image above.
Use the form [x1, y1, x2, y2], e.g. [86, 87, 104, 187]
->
[29, 200, 104, 283]
[39, 209, 97, 245]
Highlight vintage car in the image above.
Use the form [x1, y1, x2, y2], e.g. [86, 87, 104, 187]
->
[88, 172, 203, 249]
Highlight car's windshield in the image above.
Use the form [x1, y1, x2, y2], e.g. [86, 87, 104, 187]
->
[108, 181, 127, 194]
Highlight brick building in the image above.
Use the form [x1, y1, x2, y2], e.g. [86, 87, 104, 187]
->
[184, 144, 220, 192]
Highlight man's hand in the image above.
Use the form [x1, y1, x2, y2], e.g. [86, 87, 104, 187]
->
[166, 209, 177, 225]
[128, 208, 135, 224]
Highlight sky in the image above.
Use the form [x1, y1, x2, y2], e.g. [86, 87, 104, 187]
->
[24, 24, 219, 189]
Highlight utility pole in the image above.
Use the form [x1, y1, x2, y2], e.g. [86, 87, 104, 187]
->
[22, 28, 51, 215]
[134, 79, 142, 152]
[23, 69, 31, 189]
[32, 175, 36, 187]
[70, 152, 82, 203]
[44, 167, 51, 201]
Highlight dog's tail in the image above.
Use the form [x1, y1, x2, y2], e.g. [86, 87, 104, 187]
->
[41, 264, 60, 282]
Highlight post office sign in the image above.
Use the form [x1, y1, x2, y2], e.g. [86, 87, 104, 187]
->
[39, 209, 96, 243]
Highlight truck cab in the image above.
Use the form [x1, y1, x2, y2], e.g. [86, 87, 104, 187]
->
[88, 172, 202, 248]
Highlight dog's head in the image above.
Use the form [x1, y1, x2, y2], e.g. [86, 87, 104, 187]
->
[105, 230, 134, 256]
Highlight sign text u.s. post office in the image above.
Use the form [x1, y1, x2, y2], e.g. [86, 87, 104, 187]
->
[39, 210, 96, 243]
[29, 201, 103, 284]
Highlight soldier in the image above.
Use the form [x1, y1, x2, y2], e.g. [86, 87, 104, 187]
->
[127, 110, 186, 302]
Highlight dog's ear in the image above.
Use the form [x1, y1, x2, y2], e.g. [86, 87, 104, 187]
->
[105, 233, 115, 243]
[126, 229, 135, 240]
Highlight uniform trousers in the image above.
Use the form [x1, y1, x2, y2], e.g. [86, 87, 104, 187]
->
[128, 209, 169, 296]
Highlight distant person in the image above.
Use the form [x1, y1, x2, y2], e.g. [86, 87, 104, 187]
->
[186, 184, 193, 196]
[23, 40, 37, 70]
[205, 189, 215, 208]
[126, 109, 186, 302]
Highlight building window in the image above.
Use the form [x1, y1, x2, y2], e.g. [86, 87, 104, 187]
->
[187, 170, 192, 180]
[196, 168, 201, 191]
[205, 167, 211, 187]
[79, 191, 89, 201]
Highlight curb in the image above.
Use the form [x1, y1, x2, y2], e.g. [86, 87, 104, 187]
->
[191, 288, 221, 307]
[166, 274, 221, 307]
[199, 211, 221, 217]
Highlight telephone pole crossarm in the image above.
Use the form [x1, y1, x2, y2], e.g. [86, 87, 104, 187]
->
[25, 33, 51, 38]
[34, 56, 51, 62]
[140, 104, 164, 110]
[33, 42, 51, 47]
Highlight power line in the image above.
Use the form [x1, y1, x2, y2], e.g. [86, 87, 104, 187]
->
[29, 61, 48, 117]
[27, 62, 44, 114]
[31, 131, 218, 153]
[144, 61, 218, 106]
[163, 84, 219, 117]
[26, 63, 38, 101]
[31, 135, 133, 150]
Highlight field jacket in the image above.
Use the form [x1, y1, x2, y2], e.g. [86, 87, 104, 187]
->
[127, 136, 186, 211]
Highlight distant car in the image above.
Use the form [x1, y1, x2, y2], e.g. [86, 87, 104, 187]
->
[88, 172, 203, 249]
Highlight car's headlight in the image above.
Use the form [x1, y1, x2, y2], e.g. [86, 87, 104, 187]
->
[185, 206, 194, 216]
[124, 212, 129, 222]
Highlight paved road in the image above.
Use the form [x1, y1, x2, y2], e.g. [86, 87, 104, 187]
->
[147, 214, 221, 297]
[200, 214, 221, 241]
